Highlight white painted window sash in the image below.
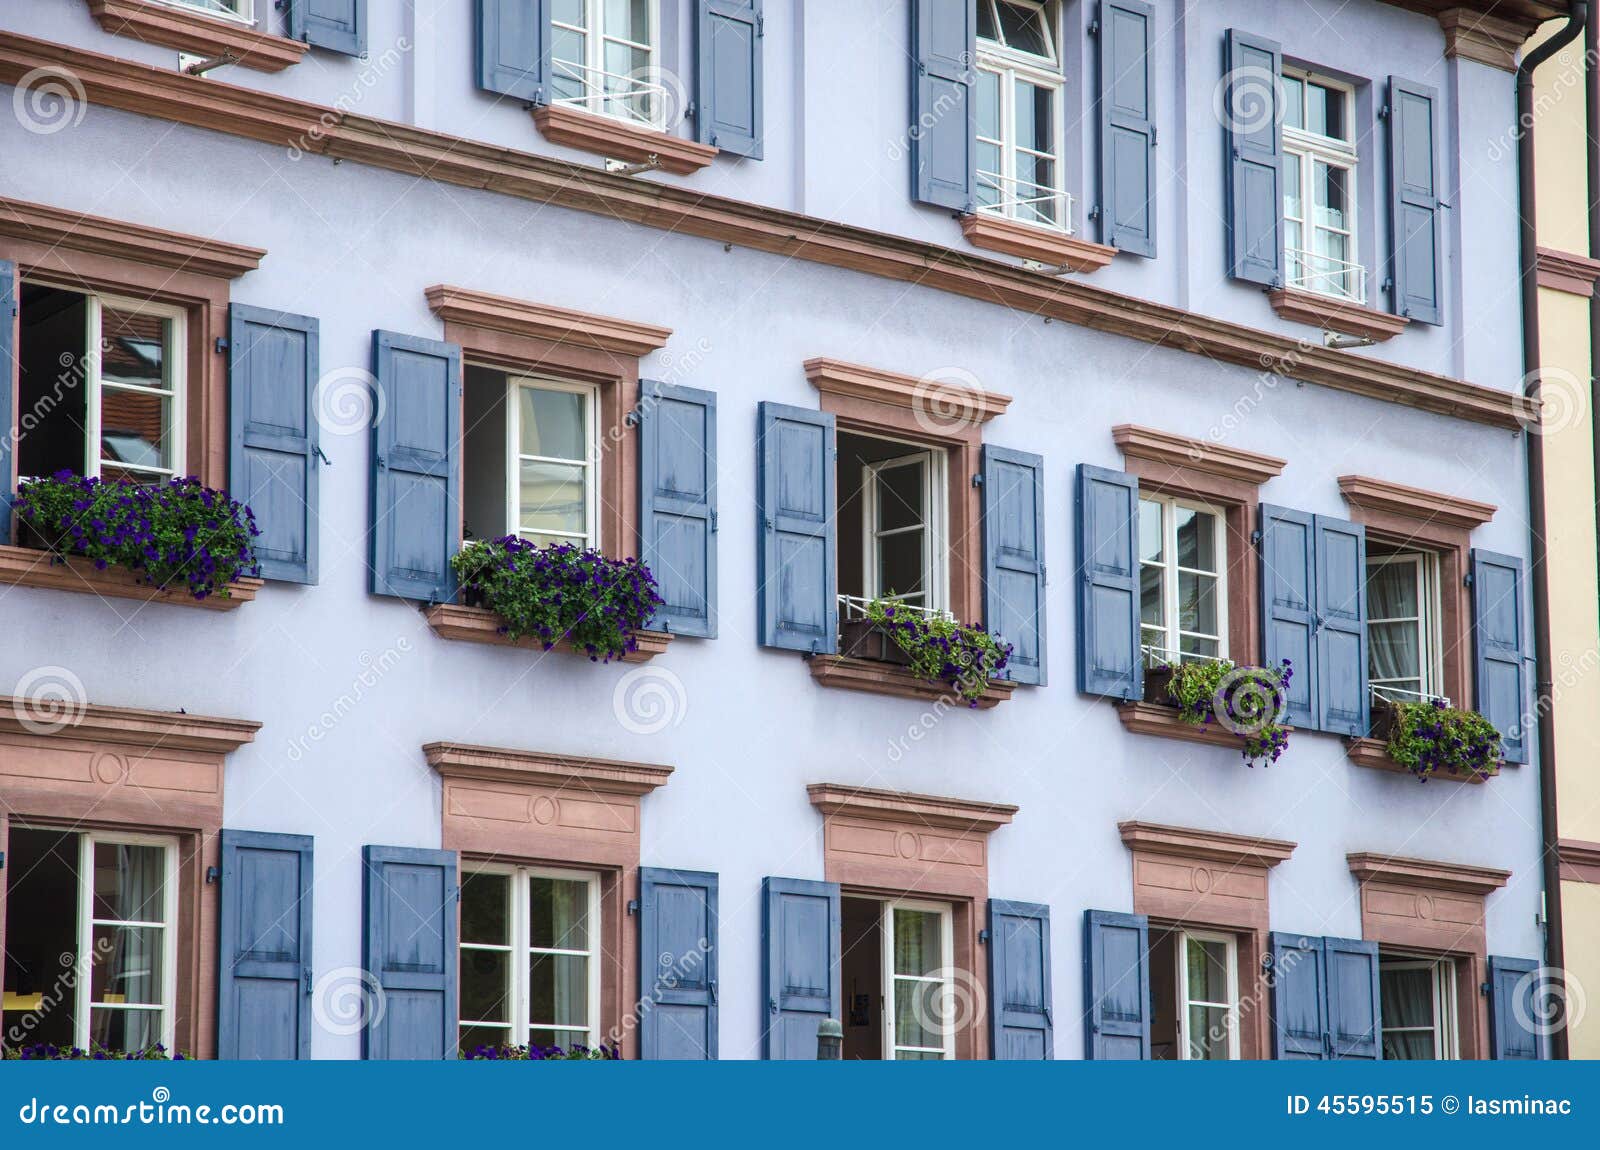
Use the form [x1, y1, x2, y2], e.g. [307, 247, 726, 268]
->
[506, 375, 601, 549]
[1367, 550, 1443, 702]
[861, 447, 947, 612]
[880, 898, 955, 1060]
[1175, 929, 1240, 1061]
[1139, 495, 1228, 664]
[976, 0, 1068, 232]
[82, 292, 187, 482]
[551, 0, 663, 129]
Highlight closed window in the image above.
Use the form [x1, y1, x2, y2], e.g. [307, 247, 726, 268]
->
[2, 826, 178, 1054]
[1380, 956, 1457, 1059]
[551, 0, 662, 127]
[975, 0, 1067, 230]
[1138, 494, 1227, 664]
[1282, 70, 1361, 302]
[459, 865, 602, 1055]
[1366, 548, 1442, 704]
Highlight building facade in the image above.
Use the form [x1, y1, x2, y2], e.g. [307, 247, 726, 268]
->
[0, 0, 1567, 1060]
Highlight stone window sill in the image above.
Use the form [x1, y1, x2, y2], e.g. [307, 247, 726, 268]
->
[1344, 736, 1496, 784]
[1267, 289, 1409, 342]
[88, 0, 308, 73]
[0, 544, 260, 610]
[807, 654, 1016, 709]
[959, 213, 1115, 271]
[531, 105, 718, 175]
[1115, 699, 1285, 752]
[423, 602, 671, 663]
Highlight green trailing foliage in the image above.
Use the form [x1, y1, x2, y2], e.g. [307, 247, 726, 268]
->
[1384, 697, 1502, 782]
[1161, 657, 1293, 767]
[863, 598, 1012, 706]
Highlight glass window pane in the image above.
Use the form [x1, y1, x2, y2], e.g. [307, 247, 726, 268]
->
[461, 872, 509, 945]
[996, 0, 1049, 55]
[1179, 635, 1220, 660]
[604, 0, 649, 43]
[892, 909, 941, 977]
[1178, 572, 1218, 635]
[1283, 156, 1303, 222]
[99, 387, 174, 473]
[553, 0, 585, 26]
[1384, 1031, 1437, 1059]
[877, 529, 925, 601]
[459, 1023, 512, 1055]
[519, 386, 587, 460]
[1307, 81, 1330, 137]
[1368, 560, 1420, 619]
[604, 41, 651, 118]
[1381, 966, 1436, 1028]
[1369, 621, 1421, 685]
[460, 949, 511, 1023]
[1314, 162, 1348, 231]
[1313, 81, 1347, 140]
[529, 954, 589, 1027]
[874, 463, 924, 532]
[977, 0, 998, 42]
[89, 1007, 162, 1053]
[1282, 75, 1304, 131]
[529, 877, 590, 952]
[1174, 508, 1217, 571]
[1016, 82, 1053, 155]
[518, 461, 588, 537]
[550, 27, 587, 101]
[92, 843, 165, 923]
[1140, 565, 1164, 628]
[976, 70, 1001, 140]
[1186, 937, 1230, 1004]
[99, 308, 168, 390]
[893, 978, 944, 1051]
[1187, 1004, 1231, 1059]
[528, 1027, 591, 1050]
[1139, 500, 1163, 562]
[91, 924, 164, 1006]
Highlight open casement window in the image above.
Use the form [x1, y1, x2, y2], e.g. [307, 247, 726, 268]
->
[839, 895, 956, 1060]
[974, 0, 1068, 231]
[458, 864, 603, 1055]
[1366, 547, 1444, 706]
[2, 826, 178, 1054]
[837, 431, 951, 627]
[16, 284, 186, 486]
[1149, 926, 1241, 1060]
[1380, 955, 1458, 1060]
[550, 0, 664, 128]
[1138, 494, 1227, 666]
[1282, 70, 1363, 303]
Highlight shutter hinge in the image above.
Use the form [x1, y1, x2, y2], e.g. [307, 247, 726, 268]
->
[756, 11, 765, 35]
[978, 928, 991, 944]
[314, 445, 332, 466]
[215, 336, 230, 354]
[1087, 17, 1100, 36]
[625, 410, 643, 427]
[1088, 204, 1102, 221]
[375, 453, 387, 470]
[764, 516, 774, 532]
[304, 968, 314, 994]
[627, 898, 640, 916]
[971, 473, 984, 488]
[1250, 528, 1263, 545]
[0, 850, 5, 869]
[685, 100, 697, 120]
[1378, 103, 1391, 120]
[1464, 572, 1474, 588]
[1480, 981, 1492, 997]
[205, 865, 220, 885]
[1150, 125, 1158, 147]
[454, 884, 462, 903]
[709, 508, 719, 533]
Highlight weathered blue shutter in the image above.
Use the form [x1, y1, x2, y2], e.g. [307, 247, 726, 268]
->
[1313, 515, 1369, 736]
[218, 830, 314, 1060]
[1075, 465, 1140, 700]
[1268, 933, 1327, 1059]
[476, 0, 551, 101]
[910, 0, 976, 210]
[761, 877, 839, 1060]
[638, 868, 719, 1060]
[0, 259, 14, 544]
[988, 900, 1052, 1059]
[228, 305, 319, 585]
[639, 380, 717, 638]
[696, 0, 763, 157]
[757, 402, 836, 653]
[1488, 956, 1542, 1059]
[369, 331, 461, 603]
[1472, 549, 1529, 764]
[1223, 29, 1284, 286]
[1323, 936, 1381, 1060]
[983, 446, 1046, 686]
[1082, 910, 1150, 1059]
[1096, 0, 1156, 256]
[1387, 77, 1443, 325]
[1260, 504, 1317, 729]
[361, 846, 458, 1060]
[288, 0, 366, 56]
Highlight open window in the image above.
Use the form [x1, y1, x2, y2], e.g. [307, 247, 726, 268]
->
[1138, 493, 1227, 667]
[1379, 953, 1458, 1060]
[1281, 70, 1362, 303]
[975, 0, 1067, 232]
[837, 430, 950, 623]
[1149, 926, 1242, 1060]
[839, 895, 955, 1060]
[1366, 545, 1444, 706]
[550, 0, 663, 129]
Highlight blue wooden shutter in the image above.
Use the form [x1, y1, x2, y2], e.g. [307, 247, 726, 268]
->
[0, 259, 14, 544]
[361, 846, 458, 1060]
[988, 900, 1052, 1059]
[639, 380, 717, 638]
[910, 0, 976, 210]
[218, 830, 314, 1060]
[1268, 933, 1327, 1059]
[476, 0, 551, 101]
[1472, 549, 1529, 764]
[757, 402, 836, 653]
[369, 331, 461, 603]
[638, 868, 719, 1060]
[1223, 29, 1284, 286]
[1260, 504, 1317, 729]
[1096, 0, 1156, 257]
[228, 305, 320, 585]
[1082, 910, 1150, 1059]
[761, 877, 839, 1060]
[288, 0, 366, 56]
[696, 0, 763, 157]
[1313, 515, 1369, 736]
[1075, 464, 1140, 701]
[1488, 956, 1542, 1059]
[1323, 936, 1381, 1060]
[1387, 77, 1443, 325]
[983, 445, 1046, 686]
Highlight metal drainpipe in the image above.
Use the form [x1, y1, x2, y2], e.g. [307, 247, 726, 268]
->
[1518, 0, 1587, 1062]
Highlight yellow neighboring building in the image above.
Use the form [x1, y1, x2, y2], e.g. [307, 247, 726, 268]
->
[1531, 18, 1600, 1061]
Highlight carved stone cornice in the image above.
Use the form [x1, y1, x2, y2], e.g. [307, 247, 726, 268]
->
[806, 783, 1018, 834]
[1337, 475, 1497, 531]
[423, 741, 673, 796]
[424, 285, 670, 357]
[804, 358, 1012, 424]
[1112, 424, 1286, 486]
[0, 195, 265, 279]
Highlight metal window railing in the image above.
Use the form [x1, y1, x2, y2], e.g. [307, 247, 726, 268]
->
[976, 169, 1074, 233]
[1141, 643, 1228, 669]
[1286, 246, 1366, 303]
[549, 59, 666, 129]
[838, 594, 953, 624]
[1370, 683, 1452, 708]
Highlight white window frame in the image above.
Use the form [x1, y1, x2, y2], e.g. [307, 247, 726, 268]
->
[880, 897, 956, 1060]
[1379, 955, 1459, 1060]
[458, 863, 603, 1052]
[859, 444, 949, 613]
[1366, 549, 1444, 704]
[506, 375, 600, 549]
[155, 0, 254, 26]
[86, 293, 187, 483]
[1282, 69, 1362, 302]
[70, 829, 180, 1054]
[1139, 494, 1228, 665]
[550, 0, 664, 129]
[976, 0, 1070, 233]
[1176, 928, 1240, 1061]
